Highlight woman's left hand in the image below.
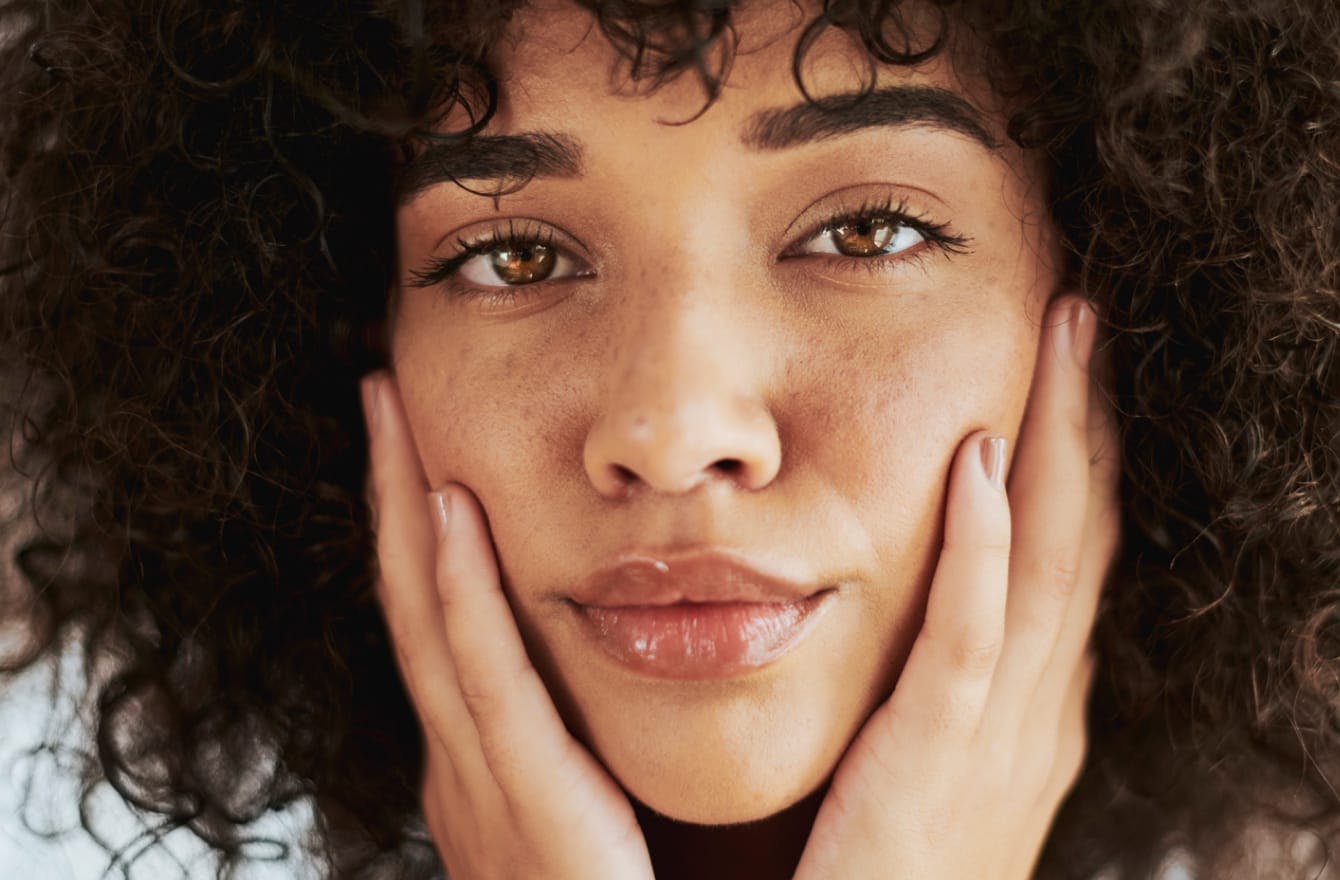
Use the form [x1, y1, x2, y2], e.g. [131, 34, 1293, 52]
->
[793, 296, 1120, 880]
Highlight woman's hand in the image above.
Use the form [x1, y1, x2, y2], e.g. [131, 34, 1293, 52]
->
[361, 373, 654, 880]
[793, 295, 1120, 880]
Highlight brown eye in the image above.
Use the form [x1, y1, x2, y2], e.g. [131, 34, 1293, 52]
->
[458, 239, 585, 288]
[830, 217, 900, 257]
[489, 242, 556, 284]
[794, 214, 926, 260]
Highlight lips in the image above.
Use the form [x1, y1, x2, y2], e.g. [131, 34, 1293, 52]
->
[570, 551, 833, 679]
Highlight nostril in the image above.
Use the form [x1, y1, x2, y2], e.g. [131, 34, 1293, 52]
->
[605, 457, 745, 493]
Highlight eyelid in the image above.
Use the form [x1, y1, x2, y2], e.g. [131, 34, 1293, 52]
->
[453, 218, 592, 266]
[779, 183, 952, 239]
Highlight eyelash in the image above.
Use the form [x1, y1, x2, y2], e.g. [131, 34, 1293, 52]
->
[405, 198, 972, 293]
[783, 196, 972, 264]
[406, 219, 562, 291]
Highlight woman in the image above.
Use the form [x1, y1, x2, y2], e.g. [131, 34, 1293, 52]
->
[1, 0, 1337, 878]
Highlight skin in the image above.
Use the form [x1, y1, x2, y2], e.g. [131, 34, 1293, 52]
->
[371, 2, 1120, 876]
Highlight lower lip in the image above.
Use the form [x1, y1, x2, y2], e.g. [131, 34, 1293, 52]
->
[576, 593, 831, 680]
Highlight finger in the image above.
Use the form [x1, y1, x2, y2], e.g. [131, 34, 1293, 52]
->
[1044, 650, 1095, 806]
[985, 296, 1097, 736]
[1032, 360, 1121, 724]
[1005, 652, 1095, 880]
[433, 483, 613, 806]
[364, 371, 433, 596]
[362, 372, 481, 769]
[882, 431, 1012, 747]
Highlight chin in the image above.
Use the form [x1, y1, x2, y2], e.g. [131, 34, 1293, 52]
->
[625, 766, 821, 826]
[526, 591, 904, 826]
[613, 741, 832, 826]
[566, 674, 859, 825]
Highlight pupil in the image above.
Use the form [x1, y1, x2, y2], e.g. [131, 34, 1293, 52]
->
[834, 217, 896, 257]
[492, 242, 556, 284]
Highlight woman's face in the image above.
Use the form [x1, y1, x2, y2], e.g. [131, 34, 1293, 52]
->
[391, 1, 1060, 825]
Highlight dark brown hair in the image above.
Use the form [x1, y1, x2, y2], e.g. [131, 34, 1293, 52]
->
[2, 0, 1338, 877]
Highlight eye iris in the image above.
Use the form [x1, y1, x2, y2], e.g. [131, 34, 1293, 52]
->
[490, 242, 556, 284]
[831, 217, 898, 257]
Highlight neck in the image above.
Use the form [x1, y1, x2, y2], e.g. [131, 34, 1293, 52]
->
[635, 786, 826, 880]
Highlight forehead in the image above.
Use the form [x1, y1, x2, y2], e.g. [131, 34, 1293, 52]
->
[488, 0, 996, 132]
[396, 0, 1015, 207]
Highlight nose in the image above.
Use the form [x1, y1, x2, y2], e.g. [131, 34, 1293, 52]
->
[582, 289, 783, 498]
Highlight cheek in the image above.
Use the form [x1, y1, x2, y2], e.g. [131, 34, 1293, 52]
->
[391, 317, 613, 610]
[786, 309, 1037, 533]
[393, 322, 590, 541]
[396, 300, 1038, 530]
[393, 290, 1040, 617]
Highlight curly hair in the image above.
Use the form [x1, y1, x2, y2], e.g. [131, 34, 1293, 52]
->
[1, 0, 1338, 877]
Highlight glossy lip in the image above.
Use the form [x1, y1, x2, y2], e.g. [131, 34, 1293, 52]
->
[569, 550, 835, 679]
[571, 549, 823, 607]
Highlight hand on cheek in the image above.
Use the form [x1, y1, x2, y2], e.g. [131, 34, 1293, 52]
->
[361, 374, 654, 880]
[794, 296, 1120, 880]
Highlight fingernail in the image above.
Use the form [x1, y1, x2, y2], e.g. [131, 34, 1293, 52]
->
[430, 489, 452, 542]
[360, 373, 383, 437]
[979, 436, 1006, 491]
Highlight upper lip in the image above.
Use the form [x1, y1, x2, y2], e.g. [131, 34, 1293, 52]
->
[571, 549, 825, 607]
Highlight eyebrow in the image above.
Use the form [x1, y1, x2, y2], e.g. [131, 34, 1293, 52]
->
[395, 131, 584, 205]
[741, 85, 1000, 152]
[395, 85, 998, 205]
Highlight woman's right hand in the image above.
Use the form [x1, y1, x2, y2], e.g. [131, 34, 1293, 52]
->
[361, 372, 655, 880]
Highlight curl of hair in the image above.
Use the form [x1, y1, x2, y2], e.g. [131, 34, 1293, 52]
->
[1, 0, 1338, 877]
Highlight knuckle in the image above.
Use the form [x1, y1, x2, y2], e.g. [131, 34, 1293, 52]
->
[919, 619, 1004, 678]
[1040, 551, 1082, 600]
[435, 588, 462, 627]
[478, 732, 530, 794]
[456, 675, 506, 729]
[980, 540, 1013, 563]
[942, 535, 1012, 564]
[484, 741, 528, 795]
[925, 682, 988, 739]
[950, 633, 1003, 675]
